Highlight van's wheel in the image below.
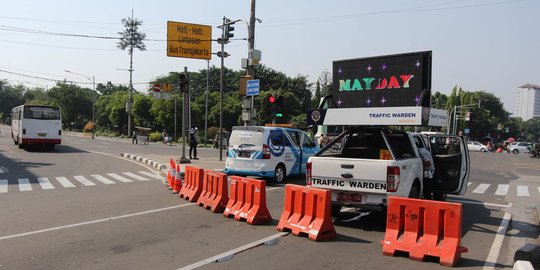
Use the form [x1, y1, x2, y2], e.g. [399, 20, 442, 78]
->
[408, 182, 421, 199]
[512, 149, 519, 154]
[274, 164, 286, 183]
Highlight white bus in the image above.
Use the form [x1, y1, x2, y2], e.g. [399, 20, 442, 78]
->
[11, 105, 62, 148]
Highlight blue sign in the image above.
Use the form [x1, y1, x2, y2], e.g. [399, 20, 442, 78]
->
[246, 79, 260, 96]
[464, 128, 470, 134]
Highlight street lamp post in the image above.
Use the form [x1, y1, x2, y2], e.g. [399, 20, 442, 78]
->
[65, 70, 96, 139]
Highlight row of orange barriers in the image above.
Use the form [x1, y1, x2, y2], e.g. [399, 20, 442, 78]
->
[165, 159, 467, 265]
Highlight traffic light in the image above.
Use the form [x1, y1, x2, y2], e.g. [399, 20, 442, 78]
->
[178, 73, 189, 93]
[268, 94, 276, 117]
[276, 96, 284, 118]
[224, 18, 235, 41]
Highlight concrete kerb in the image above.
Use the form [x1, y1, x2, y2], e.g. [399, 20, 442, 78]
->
[120, 153, 167, 172]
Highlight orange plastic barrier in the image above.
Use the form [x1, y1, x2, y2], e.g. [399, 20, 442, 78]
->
[167, 158, 176, 189]
[224, 176, 272, 225]
[196, 170, 229, 213]
[178, 165, 204, 202]
[381, 196, 468, 266]
[172, 164, 182, 194]
[276, 184, 336, 241]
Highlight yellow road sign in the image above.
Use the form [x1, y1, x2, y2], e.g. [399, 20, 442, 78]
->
[167, 21, 212, 60]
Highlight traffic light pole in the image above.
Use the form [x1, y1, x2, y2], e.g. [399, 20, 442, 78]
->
[219, 17, 225, 161]
[179, 67, 190, 164]
[248, 0, 256, 126]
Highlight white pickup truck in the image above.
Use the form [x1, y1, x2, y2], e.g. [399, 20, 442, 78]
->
[306, 126, 470, 215]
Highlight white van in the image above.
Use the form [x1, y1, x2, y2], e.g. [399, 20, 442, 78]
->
[225, 126, 319, 183]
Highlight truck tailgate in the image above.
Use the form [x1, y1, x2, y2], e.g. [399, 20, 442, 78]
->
[310, 157, 389, 194]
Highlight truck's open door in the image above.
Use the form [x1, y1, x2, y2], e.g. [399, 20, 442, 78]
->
[427, 135, 470, 195]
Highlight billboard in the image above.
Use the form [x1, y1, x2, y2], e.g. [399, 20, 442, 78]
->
[332, 51, 432, 108]
[167, 21, 212, 60]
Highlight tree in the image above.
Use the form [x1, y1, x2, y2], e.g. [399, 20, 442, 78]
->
[47, 82, 93, 131]
[117, 11, 146, 136]
[431, 91, 448, 109]
[0, 81, 24, 123]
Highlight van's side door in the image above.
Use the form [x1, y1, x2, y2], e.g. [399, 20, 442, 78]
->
[428, 135, 470, 195]
[284, 130, 303, 175]
[299, 132, 319, 174]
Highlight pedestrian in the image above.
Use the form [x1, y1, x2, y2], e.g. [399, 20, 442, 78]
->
[213, 133, 220, 149]
[162, 129, 167, 145]
[132, 131, 138, 144]
[189, 127, 199, 159]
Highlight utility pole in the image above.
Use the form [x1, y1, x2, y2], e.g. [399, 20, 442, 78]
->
[205, 60, 209, 147]
[127, 9, 134, 138]
[248, 0, 256, 125]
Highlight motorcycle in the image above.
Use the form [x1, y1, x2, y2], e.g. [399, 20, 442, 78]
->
[530, 148, 540, 158]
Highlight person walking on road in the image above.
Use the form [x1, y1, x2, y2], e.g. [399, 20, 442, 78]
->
[132, 131, 138, 144]
[189, 127, 199, 159]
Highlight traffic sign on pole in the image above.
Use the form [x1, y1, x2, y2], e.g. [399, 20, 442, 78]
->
[246, 79, 260, 96]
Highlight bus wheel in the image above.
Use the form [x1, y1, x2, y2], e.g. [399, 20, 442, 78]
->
[18, 143, 24, 149]
[274, 164, 286, 184]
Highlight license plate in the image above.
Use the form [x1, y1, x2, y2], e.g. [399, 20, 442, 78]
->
[337, 192, 362, 203]
[238, 151, 251, 158]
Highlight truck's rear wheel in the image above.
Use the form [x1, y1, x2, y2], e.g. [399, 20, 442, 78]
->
[432, 192, 447, 201]
[274, 164, 286, 183]
[331, 205, 342, 217]
[408, 182, 421, 199]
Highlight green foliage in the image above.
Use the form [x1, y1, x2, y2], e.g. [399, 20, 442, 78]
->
[149, 131, 162, 142]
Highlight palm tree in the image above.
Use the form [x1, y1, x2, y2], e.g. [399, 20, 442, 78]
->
[117, 9, 146, 136]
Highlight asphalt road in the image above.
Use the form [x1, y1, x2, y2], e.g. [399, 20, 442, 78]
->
[0, 125, 538, 269]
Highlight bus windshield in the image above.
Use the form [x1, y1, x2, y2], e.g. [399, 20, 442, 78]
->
[23, 106, 61, 120]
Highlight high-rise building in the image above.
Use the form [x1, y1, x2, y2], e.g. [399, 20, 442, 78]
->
[514, 84, 540, 121]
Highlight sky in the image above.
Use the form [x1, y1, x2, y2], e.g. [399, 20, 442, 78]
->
[1, 0, 538, 112]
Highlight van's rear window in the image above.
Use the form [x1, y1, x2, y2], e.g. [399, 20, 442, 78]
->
[229, 130, 264, 146]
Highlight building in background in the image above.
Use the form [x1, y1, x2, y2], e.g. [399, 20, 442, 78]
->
[514, 84, 540, 121]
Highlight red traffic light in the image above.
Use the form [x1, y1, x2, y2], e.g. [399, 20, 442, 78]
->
[269, 95, 275, 103]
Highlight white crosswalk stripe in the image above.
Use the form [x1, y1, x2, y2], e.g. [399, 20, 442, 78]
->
[37, 177, 55, 190]
[517, 185, 529, 197]
[494, 184, 509, 196]
[472, 183, 490, 194]
[18, 178, 32, 192]
[107, 173, 133, 183]
[0, 179, 7, 193]
[73, 176, 96, 186]
[0, 172, 161, 194]
[123, 172, 149, 181]
[91, 174, 115, 185]
[55, 177, 76, 188]
[138, 171, 162, 180]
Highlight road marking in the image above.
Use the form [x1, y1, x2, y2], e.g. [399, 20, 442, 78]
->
[138, 171, 162, 180]
[467, 182, 472, 187]
[55, 177, 76, 188]
[107, 173, 133, 183]
[0, 179, 7, 193]
[18, 178, 32, 192]
[483, 212, 512, 270]
[37, 177, 55, 190]
[73, 176, 96, 186]
[177, 232, 289, 270]
[538, 187, 540, 196]
[122, 172, 149, 181]
[473, 183, 490, 194]
[449, 199, 512, 208]
[0, 204, 193, 241]
[517, 185, 529, 197]
[494, 184, 509, 196]
[91, 174, 115, 185]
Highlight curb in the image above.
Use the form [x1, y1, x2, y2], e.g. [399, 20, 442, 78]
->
[120, 153, 167, 171]
[514, 243, 540, 269]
